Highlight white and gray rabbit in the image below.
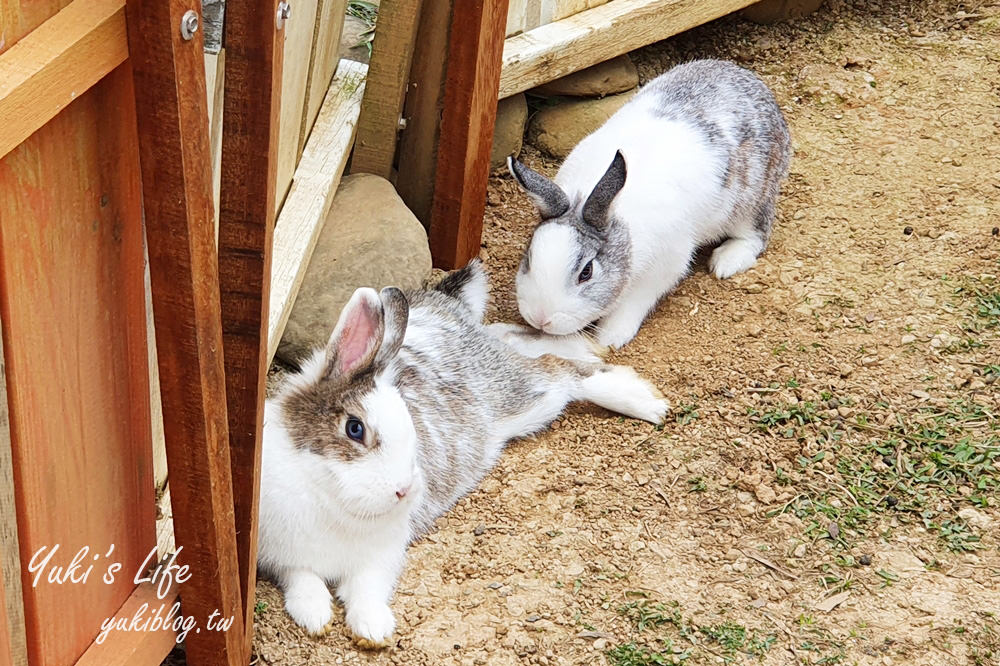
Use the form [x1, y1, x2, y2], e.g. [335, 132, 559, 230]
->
[257, 260, 669, 647]
[508, 59, 791, 348]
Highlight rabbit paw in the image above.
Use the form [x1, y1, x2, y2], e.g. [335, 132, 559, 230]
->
[285, 588, 334, 635]
[710, 238, 759, 279]
[347, 602, 395, 649]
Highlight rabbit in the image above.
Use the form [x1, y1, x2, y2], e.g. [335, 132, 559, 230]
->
[257, 260, 670, 648]
[508, 59, 791, 349]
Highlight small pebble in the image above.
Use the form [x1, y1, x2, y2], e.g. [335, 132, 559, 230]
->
[901, 334, 916, 344]
[474, 524, 486, 536]
[992, 227, 999, 236]
[793, 543, 807, 558]
[859, 554, 872, 566]
[828, 522, 840, 540]
[903, 226, 913, 235]
[593, 638, 608, 651]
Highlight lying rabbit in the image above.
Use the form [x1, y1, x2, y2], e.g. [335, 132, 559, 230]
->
[257, 260, 669, 647]
[509, 59, 791, 348]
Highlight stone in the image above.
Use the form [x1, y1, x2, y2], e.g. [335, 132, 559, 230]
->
[276, 174, 432, 364]
[532, 55, 639, 98]
[741, 0, 824, 24]
[958, 507, 993, 531]
[339, 14, 374, 65]
[754, 484, 777, 504]
[490, 93, 528, 170]
[528, 90, 637, 159]
[900, 334, 916, 344]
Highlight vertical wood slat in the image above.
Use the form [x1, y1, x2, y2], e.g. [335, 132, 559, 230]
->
[219, 1, 283, 658]
[299, 0, 348, 154]
[395, 0, 454, 225]
[350, 0, 425, 178]
[0, 317, 25, 666]
[124, 0, 245, 663]
[0, 62, 155, 666]
[427, 0, 511, 268]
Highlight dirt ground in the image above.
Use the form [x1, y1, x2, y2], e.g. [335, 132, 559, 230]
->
[234, 2, 1000, 665]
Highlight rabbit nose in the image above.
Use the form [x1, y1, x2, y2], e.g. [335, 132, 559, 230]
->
[395, 485, 411, 500]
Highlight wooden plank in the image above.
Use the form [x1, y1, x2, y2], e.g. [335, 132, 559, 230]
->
[0, 313, 26, 666]
[206, 49, 226, 235]
[74, 583, 179, 666]
[274, 0, 318, 213]
[499, 0, 759, 98]
[0, 0, 127, 159]
[350, 0, 423, 178]
[0, 62, 155, 666]
[0, 316, 18, 666]
[299, 0, 348, 152]
[219, 0, 284, 657]
[124, 0, 245, 663]
[394, 0, 453, 225]
[426, 0, 510, 269]
[269, 60, 368, 362]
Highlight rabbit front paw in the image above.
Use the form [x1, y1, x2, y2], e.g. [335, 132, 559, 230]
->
[347, 602, 396, 649]
[284, 579, 334, 635]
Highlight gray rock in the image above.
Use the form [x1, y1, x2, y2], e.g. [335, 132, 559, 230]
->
[490, 94, 528, 170]
[527, 90, 636, 159]
[741, 0, 824, 24]
[277, 174, 432, 364]
[532, 55, 639, 98]
[339, 14, 374, 65]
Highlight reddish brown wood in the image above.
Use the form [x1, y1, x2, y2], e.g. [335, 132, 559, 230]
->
[219, 0, 284, 656]
[124, 0, 245, 664]
[74, 583, 180, 666]
[427, 0, 511, 269]
[0, 63, 155, 666]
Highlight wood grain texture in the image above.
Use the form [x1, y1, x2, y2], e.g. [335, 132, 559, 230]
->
[269, 60, 367, 362]
[0, 568, 10, 666]
[125, 0, 245, 662]
[274, 0, 318, 213]
[499, 0, 759, 97]
[0, 0, 127, 159]
[206, 49, 226, 235]
[0, 317, 26, 666]
[0, 63, 155, 665]
[300, 0, 348, 152]
[394, 0, 453, 225]
[350, 0, 423, 178]
[74, 582, 179, 666]
[219, 0, 284, 656]
[427, 0, 510, 269]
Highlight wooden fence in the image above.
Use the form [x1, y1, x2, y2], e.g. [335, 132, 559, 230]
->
[0, 0, 771, 664]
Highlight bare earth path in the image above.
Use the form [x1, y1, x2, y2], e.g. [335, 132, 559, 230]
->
[249, 2, 1000, 664]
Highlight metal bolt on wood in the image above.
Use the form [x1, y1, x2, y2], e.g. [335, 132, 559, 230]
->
[276, 2, 291, 29]
[180, 10, 199, 40]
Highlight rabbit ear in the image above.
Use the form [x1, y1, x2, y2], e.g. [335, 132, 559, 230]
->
[582, 150, 627, 231]
[507, 155, 570, 220]
[325, 287, 385, 380]
[375, 287, 409, 364]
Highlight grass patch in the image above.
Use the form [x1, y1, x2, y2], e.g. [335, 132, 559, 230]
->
[764, 395, 998, 552]
[611, 600, 774, 664]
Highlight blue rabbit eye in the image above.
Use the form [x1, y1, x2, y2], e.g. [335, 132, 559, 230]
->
[345, 417, 365, 442]
[578, 260, 593, 283]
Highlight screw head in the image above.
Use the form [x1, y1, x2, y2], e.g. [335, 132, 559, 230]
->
[180, 10, 199, 40]
[276, 1, 291, 29]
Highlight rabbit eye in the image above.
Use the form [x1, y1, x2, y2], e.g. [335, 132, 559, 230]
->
[578, 260, 594, 283]
[345, 417, 365, 442]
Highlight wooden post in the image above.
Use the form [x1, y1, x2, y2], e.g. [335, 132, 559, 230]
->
[350, 0, 425, 178]
[218, 0, 284, 658]
[0, 318, 25, 666]
[396, 0, 510, 269]
[125, 0, 246, 664]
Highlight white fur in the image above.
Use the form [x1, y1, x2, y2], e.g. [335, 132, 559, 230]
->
[517, 88, 778, 348]
[258, 373, 421, 645]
